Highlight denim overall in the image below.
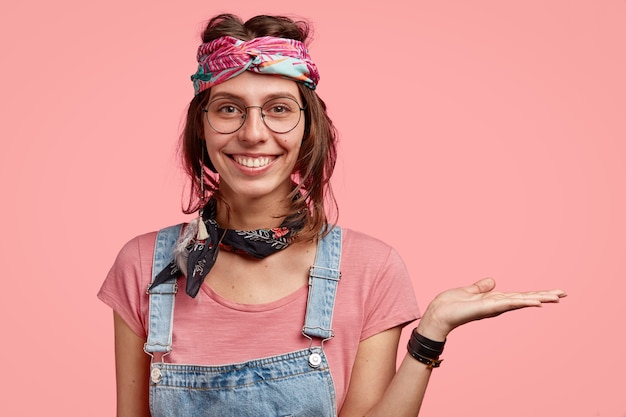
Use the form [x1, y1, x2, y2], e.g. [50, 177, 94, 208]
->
[144, 224, 342, 417]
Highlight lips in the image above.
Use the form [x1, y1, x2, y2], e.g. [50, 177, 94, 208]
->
[233, 155, 275, 168]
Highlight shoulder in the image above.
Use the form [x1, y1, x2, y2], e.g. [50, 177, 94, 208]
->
[103, 229, 160, 293]
[114, 223, 187, 264]
[98, 224, 185, 337]
[339, 227, 393, 249]
[334, 227, 411, 288]
[338, 227, 402, 266]
[113, 230, 159, 267]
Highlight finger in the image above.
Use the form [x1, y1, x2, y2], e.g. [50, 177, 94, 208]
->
[467, 277, 496, 294]
[486, 297, 543, 314]
[502, 290, 565, 303]
[513, 289, 567, 297]
[484, 294, 563, 315]
[550, 289, 568, 298]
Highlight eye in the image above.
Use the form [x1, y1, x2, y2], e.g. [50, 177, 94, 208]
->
[270, 104, 287, 113]
[208, 99, 244, 117]
[264, 98, 298, 117]
[217, 104, 242, 114]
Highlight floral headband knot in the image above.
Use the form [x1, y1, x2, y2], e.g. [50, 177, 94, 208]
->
[191, 35, 320, 95]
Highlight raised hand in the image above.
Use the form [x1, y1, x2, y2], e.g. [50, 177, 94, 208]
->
[416, 278, 566, 341]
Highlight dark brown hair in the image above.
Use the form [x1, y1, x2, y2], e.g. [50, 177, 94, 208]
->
[180, 14, 338, 241]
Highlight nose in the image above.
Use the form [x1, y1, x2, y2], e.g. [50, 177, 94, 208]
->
[238, 106, 268, 144]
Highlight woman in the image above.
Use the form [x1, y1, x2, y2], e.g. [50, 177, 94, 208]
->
[98, 13, 566, 417]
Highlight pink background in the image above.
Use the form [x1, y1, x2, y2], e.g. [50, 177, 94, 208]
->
[1, 0, 624, 415]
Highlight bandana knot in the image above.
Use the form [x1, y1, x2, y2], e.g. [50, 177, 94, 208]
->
[149, 198, 305, 298]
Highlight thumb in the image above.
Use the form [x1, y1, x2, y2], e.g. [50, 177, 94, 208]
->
[468, 277, 496, 294]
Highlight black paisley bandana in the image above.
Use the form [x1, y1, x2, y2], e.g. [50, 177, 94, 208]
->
[149, 198, 304, 298]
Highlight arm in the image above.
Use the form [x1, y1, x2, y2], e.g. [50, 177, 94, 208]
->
[339, 327, 433, 417]
[113, 311, 151, 417]
[340, 278, 566, 417]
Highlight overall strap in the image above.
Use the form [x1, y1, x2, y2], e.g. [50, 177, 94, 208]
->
[302, 226, 342, 340]
[144, 224, 183, 355]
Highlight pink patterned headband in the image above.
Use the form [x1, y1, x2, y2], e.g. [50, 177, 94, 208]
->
[191, 36, 320, 95]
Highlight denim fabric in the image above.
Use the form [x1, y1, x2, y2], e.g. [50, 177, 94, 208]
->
[146, 225, 342, 417]
[302, 227, 342, 340]
[145, 224, 181, 354]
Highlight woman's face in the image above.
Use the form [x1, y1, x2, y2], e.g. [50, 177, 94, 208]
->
[203, 72, 305, 204]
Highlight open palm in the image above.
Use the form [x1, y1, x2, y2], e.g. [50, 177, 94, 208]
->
[417, 278, 566, 341]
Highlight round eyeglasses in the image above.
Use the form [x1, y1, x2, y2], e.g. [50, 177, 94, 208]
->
[202, 96, 306, 134]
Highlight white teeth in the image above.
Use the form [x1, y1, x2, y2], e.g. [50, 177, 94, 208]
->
[235, 156, 272, 168]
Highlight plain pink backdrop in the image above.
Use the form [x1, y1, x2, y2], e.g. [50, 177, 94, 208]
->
[1, 0, 624, 415]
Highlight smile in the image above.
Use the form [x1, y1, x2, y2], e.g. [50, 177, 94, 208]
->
[233, 155, 275, 168]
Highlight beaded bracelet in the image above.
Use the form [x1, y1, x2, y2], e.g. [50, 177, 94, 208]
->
[407, 328, 446, 369]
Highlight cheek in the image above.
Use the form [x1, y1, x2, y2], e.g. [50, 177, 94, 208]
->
[203, 130, 226, 151]
[285, 127, 306, 151]
[286, 138, 303, 156]
[203, 137, 225, 168]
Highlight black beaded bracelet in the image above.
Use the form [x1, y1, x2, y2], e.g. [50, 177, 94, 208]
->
[407, 328, 446, 369]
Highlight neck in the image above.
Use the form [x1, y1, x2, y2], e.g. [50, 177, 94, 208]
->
[215, 196, 291, 230]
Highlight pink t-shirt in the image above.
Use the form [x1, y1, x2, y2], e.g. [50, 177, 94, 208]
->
[98, 226, 419, 410]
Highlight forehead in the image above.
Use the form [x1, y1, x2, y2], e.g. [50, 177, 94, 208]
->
[209, 72, 301, 101]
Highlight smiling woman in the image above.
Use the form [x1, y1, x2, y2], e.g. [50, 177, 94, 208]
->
[201, 72, 307, 210]
[97, 12, 566, 417]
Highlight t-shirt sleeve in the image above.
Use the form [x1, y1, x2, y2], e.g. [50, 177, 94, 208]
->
[97, 233, 155, 338]
[353, 236, 420, 341]
[338, 229, 420, 340]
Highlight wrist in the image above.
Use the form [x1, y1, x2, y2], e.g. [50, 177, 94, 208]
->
[406, 328, 446, 369]
[415, 315, 449, 342]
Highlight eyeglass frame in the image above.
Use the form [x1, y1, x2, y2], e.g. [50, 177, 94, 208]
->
[201, 96, 307, 134]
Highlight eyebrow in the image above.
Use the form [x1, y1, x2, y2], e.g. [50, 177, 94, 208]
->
[209, 91, 301, 103]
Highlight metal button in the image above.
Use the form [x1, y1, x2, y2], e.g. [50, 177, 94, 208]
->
[308, 352, 322, 368]
[150, 367, 162, 383]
